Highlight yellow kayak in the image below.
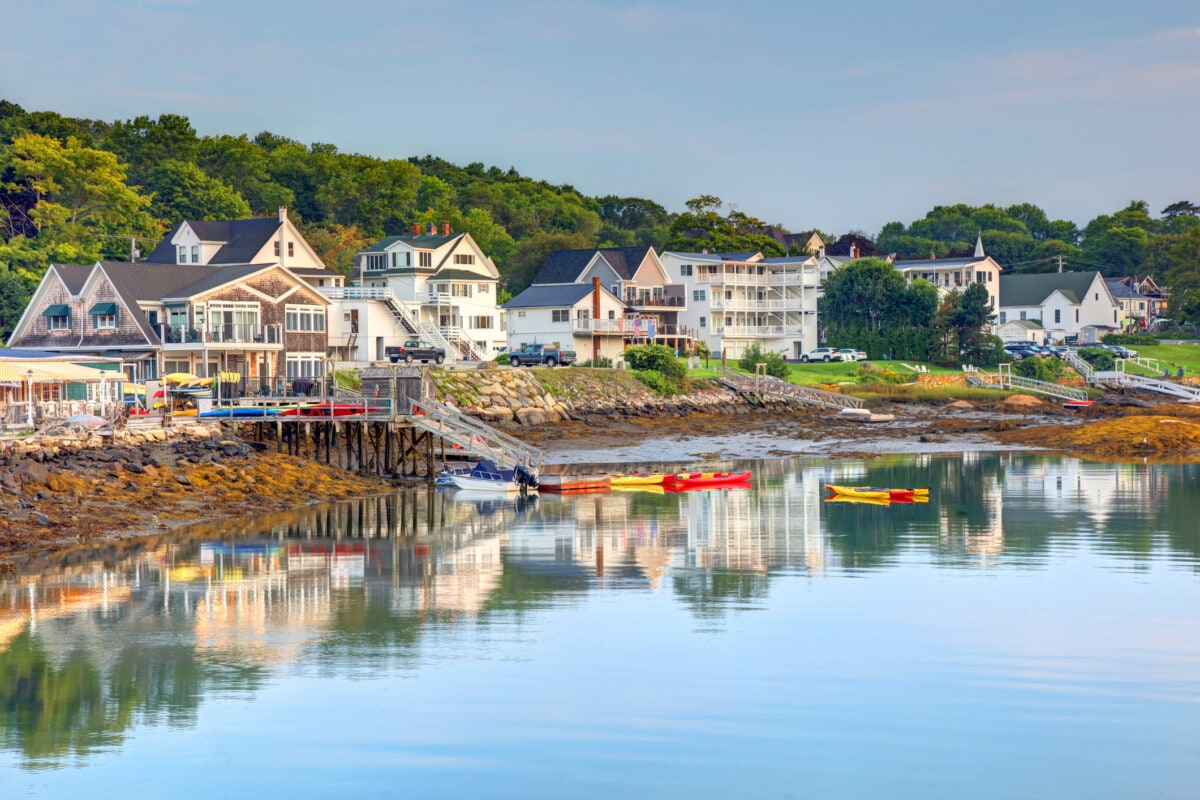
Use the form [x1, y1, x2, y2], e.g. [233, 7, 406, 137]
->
[825, 484, 891, 500]
[610, 473, 667, 486]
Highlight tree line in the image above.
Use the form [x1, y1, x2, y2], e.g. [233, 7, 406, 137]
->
[2, 100, 1199, 338]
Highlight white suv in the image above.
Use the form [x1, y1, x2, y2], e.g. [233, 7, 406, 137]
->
[800, 347, 842, 363]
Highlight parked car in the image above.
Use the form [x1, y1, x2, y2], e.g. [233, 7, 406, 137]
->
[799, 347, 842, 363]
[1100, 344, 1138, 359]
[1002, 346, 1029, 361]
[835, 348, 864, 362]
[508, 343, 576, 367]
[386, 340, 445, 364]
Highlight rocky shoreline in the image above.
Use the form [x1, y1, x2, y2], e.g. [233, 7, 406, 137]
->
[4, 365, 1199, 568]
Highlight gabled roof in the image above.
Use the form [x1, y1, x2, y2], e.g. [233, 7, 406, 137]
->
[532, 246, 656, 285]
[1106, 280, 1148, 300]
[503, 283, 602, 309]
[51, 263, 94, 294]
[894, 256, 988, 269]
[999, 271, 1104, 307]
[162, 263, 273, 300]
[360, 233, 462, 253]
[144, 218, 283, 264]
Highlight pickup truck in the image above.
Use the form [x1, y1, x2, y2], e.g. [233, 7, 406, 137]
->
[507, 343, 576, 367]
[386, 340, 446, 364]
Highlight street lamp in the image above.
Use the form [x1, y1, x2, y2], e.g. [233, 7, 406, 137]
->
[25, 370, 34, 428]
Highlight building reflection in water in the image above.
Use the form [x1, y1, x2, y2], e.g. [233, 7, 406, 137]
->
[2, 453, 1198, 766]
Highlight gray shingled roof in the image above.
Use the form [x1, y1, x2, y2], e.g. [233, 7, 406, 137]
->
[143, 218, 282, 264]
[999, 271, 1102, 307]
[161, 264, 273, 300]
[894, 256, 985, 269]
[1106, 280, 1147, 300]
[52, 264, 94, 294]
[503, 283, 598, 309]
[361, 233, 461, 254]
[532, 246, 655, 285]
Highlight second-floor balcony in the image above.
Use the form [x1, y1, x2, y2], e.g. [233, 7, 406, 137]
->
[694, 270, 818, 287]
[710, 297, 815, 312]
[710, 323, 805, 338]
[160, 323, 284, 348]
[624, 285, 687, 309]
[572, 318, 695, 339]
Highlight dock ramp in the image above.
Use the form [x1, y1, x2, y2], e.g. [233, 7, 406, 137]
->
[409, 397, 544, 474]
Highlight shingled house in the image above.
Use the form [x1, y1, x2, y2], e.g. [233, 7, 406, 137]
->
[9, 211, 332, 389]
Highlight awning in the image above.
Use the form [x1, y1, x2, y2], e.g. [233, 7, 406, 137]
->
[42, 304, 71, 317]
[89, 302, 118, 316]
[0, 359, 117, 383]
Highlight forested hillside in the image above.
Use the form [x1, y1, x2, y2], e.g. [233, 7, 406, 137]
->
[2, 100, 1199, 336]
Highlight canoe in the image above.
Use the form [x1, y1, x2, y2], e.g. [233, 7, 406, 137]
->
[1063, 400, 1095, 409]
[610, 473, 669, 486]
[670, 470, 752, 487]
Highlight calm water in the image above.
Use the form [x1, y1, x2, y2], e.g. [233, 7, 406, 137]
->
[1, 453, 1198, 799]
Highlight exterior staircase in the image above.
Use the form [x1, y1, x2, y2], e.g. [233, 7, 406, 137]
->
[1067, 351, 1200, 401]
[409, 397, 544, 475]
[714, 366, 865, 410]
[968, 365, 1089, 401]
[322, 287, 486, 362]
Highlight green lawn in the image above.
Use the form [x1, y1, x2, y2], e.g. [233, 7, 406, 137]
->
[689, 359, 958, 387]
[1123, 343, 1200, 376]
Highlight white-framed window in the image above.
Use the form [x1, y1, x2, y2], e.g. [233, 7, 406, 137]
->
[285, 305, 326, 332]
[1054, 309, 1061, 323]
[366, 254, 387, 271]
[454, 254, 475, 265]
[1076, 309, 1080, 323]
[680, 264, 693, 277]
[95, 314, 117, 329]
[451, 284, 472, 297]
[286, 353, 326, 379]
[47, 313, 70, 331]
[177, 246, 187, 264]
[693, 290, 706, 302]
[418, 252, 432, 268]
[551, 309, 569, 323]
[999, 311, 1007, 323]
[288, 242, 295, 258]
[1020, 311, 1027, 321]
[517, 311, 526, 318]
[576, 309, 589, 321]
[699, 316, 707, 328]
[469, 316, 494, 329]
[478, 283, 490, 293]
[191, 245, 200, 264]
[608, 310, 615, 320]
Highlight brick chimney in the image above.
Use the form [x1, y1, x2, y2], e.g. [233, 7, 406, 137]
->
[441, 220, 451, 236]
[412, 222, 421, 237]
[427, 222, 437, 236]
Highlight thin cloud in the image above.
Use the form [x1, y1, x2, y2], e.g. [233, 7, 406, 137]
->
[1161, 26, 1200, 40]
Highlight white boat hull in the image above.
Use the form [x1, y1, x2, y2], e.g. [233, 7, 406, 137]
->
[449, 474, 524, 492]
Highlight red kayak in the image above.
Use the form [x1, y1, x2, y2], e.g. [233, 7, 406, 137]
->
[668, 470, 752, 487]
[278, 404, 385, 417]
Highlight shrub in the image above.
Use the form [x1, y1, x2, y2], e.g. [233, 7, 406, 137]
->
[1013, 356, 1066, 383]
[625, 344, 687, 394]
[579, 357, 613, 368]
[737, 342, 789, 379]
[633, 369, 679, 396]
[1077, 347, 1114, 371]
[854, 363, 910, 384]
[1102, 333, 1156, 346]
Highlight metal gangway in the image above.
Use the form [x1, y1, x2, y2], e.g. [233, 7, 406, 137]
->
[409, 397, 544, 474]
[988, 364, 1090, 401]
[714, 366, 865, 410]
[1091, 362, 1200, 401]
[1066, 350, 1200, 401]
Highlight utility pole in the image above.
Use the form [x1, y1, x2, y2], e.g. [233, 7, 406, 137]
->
[1057, 255, 1064, 273]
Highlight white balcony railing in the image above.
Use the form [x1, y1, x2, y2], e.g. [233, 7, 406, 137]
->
[160, 323, 283, 346]
[710, 324, 805, 338]
[694, 271, 818, 287]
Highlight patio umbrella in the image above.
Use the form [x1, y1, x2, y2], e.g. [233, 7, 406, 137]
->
[66, 413, 111, 428]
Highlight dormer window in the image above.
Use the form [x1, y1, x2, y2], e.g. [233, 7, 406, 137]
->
[366, 254, 387, 271]
[191, 245, 200, 264]
[418, 252, 432, 268]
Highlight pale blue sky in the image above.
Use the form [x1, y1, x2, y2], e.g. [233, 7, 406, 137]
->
[3, 0, 1199, 234]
